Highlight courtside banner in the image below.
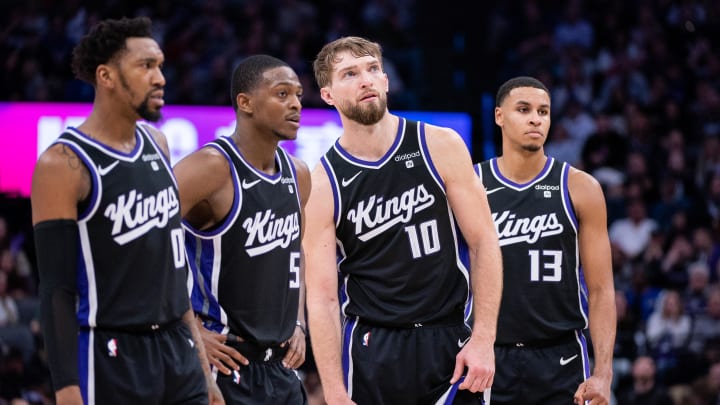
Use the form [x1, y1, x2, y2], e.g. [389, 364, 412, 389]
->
[0, 102, 471, 197]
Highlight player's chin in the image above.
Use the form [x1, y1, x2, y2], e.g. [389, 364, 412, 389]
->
[521, 142, 543, 153]
[276, 129, 298, 141]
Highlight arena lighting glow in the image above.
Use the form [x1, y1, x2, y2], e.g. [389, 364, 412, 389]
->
[0, 102, 472, 197]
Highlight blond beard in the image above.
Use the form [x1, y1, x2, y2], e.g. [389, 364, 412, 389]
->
[339, 95, 387, 125]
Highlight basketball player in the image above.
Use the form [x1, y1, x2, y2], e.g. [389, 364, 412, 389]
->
[30, 17, 223, 405]
[303, 36, 503, 405]
[475, 76, 615, 405]
[173, 55, 310, 404]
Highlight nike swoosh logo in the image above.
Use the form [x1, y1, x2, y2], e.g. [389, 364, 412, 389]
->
[242, 178, 262, 189]
[341, 171, 362, 187]
[458, 337, 469, 348]
[560, 354, 578, 366]
[98, 161, 119, 176]
[485, 186, 505, 195]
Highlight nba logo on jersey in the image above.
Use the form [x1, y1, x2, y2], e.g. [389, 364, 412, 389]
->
[107, 339, 118, 357]
[362, 332, 371, 346]
[232, 370, 241, 384]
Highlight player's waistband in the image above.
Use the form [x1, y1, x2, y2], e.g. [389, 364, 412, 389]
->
[225, 334, 288, 363]
[356, 311, 464, 329]
[83, 318, 183, 334]
[495, 331, 578, 348]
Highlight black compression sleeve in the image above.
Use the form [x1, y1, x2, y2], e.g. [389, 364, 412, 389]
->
[34, 219, 80, 391]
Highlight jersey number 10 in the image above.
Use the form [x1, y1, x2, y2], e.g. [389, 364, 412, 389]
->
[404, 220, 440, 259]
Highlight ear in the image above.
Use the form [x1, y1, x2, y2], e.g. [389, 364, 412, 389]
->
[236, 93, 252, 114]
[96, 64, 114, 89]
[319, 87, 334, 106]
[494, 106, 503, 127]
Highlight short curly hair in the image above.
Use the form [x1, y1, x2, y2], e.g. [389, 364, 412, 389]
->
[71, 16, 154, 85]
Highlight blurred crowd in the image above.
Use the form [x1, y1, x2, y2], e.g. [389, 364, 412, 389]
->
[3, 0, 720, 404]
[0, 0, 423, 110]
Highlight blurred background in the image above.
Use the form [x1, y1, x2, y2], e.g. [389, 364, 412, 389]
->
[2, 0, 720, 404]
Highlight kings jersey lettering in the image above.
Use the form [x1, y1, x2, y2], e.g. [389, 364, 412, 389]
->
[242, 210, 300, 257]
[493, 210, 564, 247]
[347, 184, 435, 242]
[104, 186, 180, 245]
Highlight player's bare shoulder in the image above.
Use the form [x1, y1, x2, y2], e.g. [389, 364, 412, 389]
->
[173, 143, 232, 193]
[31, 142, 92, 222]
[422, 123, 466, 152]
[567, 166, 607, 215]
[140, 123, 171, 158]
[34, 143, 91, 199]
[422, 123, 473, 183]
[289, 155, 310, 178]
[289, 155, 312, 206]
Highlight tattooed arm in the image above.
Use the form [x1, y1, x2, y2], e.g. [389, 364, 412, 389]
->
[32, 143, 90, 223]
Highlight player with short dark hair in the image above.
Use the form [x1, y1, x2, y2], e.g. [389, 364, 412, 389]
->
[174, 54, 310, 404]
[31, 16, 223, 405]
[476, 75, 615, 405]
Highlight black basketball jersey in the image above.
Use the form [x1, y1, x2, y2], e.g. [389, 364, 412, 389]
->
[55, 126, 189, 329]
[184, 137, 301, 346]
[321, 118, 470, 325]
[476, 157, 588, 344]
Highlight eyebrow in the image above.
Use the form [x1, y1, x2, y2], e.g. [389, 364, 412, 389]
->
[272, 81, 302, 89]
[515, 100, 550, 109]
[132, 56, 161, 65]
[336, 59, 379, 74]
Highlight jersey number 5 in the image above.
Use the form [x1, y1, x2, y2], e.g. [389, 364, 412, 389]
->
[289, 252, 300, 288]
[528, 249, 562, 282]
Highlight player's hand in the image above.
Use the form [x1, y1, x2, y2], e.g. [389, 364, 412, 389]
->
[573, 375, 611, 405]
[206, 374, 226, 405]
[574, 375, 611, 405]
[280, 324, 307, 369]
[451, 336, 494, 393]
[198, 326, 248, 375]
[323, 389, 358, 405]
[55, 385, 84, 405]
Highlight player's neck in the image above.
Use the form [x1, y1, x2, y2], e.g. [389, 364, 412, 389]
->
[78, 107, 139, 152]
[496, 151, 547, 184]
[338, 113, 398, 161]
[231, 131, 279, 174]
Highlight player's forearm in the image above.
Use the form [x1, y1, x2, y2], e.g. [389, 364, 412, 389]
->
[308, 298, 347, 399]
[588, 289, 616, 378]
[35, 220, 81, 389]
[470, 241, 503, 342]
